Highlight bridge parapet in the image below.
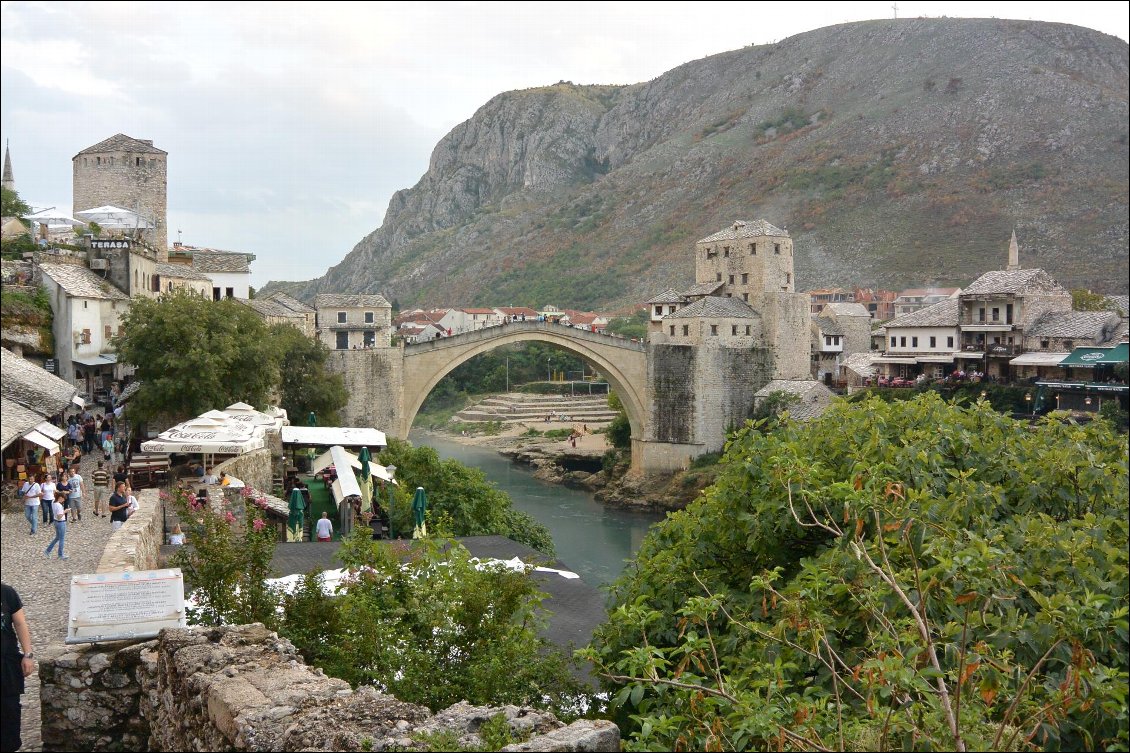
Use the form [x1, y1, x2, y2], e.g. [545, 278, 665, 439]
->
[404, 320, 646, 354]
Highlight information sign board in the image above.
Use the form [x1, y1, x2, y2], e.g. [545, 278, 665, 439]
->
[66, 569, 186, 644]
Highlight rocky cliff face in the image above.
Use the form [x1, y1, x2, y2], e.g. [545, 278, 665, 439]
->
[267, 18, 1129, 306]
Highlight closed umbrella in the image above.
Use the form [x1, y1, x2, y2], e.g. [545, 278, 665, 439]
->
[411, 487, 427, 539]
[305, 412, 316, 470]
[287, 488, 305, 543]
[357, 447, 373, 514]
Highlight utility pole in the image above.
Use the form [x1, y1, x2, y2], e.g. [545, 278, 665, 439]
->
[892, 2, 898, 19]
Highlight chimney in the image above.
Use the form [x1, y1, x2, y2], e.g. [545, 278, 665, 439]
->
[1007, 230, 1020, 271]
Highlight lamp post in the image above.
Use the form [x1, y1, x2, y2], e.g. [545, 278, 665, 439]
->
[547, 357, 552, 383]
[505, 357, 509, 393]
[385, 464, 397, 539]
[1025, 392, 1032, 417]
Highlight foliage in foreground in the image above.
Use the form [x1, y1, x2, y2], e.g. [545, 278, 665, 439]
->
[279, 531, 590, 715]
[583, 393, 1129, 751]
[378, 439, 555, 555]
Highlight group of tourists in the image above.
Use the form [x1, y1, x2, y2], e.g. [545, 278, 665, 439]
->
[65, 409, 125, 464]
[17, 461, 138, 560]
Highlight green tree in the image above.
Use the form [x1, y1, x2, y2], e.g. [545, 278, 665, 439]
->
[378, 439, 555, 554]
[270, 323, 348, 425]
[114, 289, 281, 425]
[1071, 288, 1109, 311]
[606, 309, 649, 339]
[279, 532, 589, 714]
[1, 186, 31, 218]
[606, 391, 632, 449]
[584, 393, 1129, 751]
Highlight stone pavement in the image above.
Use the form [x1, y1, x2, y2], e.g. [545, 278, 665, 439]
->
[0, 451, 118, 752]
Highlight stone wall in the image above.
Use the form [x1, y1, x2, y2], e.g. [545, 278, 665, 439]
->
[41, 624, 619, 752]
[214, 447, 274, 495]
[73, 148, 168, 253]
[327, 345, 405, 430]
[95, 488, 163, 573]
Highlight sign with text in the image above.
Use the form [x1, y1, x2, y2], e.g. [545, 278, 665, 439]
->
[90, 239, 132, 251]
[66, 569, 186, 644]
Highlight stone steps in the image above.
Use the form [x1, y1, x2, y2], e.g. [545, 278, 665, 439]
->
[454, 392, 617, 424]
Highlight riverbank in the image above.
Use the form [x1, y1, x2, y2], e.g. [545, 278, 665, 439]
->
[418, 423, 712, 512]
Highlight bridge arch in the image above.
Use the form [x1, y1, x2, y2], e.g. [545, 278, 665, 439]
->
[400, 322, 648, 441]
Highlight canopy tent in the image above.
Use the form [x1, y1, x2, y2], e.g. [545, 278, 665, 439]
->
[34, 422, 67, 442]
[22, 429, 60, 455]
[280, 426, 387, 448]
[310, 445, 397, 485]
[74, 205, 156, 230]
[1058, 343, 1129, 367]
[1010, 352, 1069, 367]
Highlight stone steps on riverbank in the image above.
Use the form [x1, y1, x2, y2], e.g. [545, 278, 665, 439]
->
[455, 392, 617, 425]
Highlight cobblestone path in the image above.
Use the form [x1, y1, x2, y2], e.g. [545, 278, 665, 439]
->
[1, 452, 118, 752]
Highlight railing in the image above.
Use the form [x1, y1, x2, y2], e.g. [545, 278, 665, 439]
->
[404, 319, 647, 353]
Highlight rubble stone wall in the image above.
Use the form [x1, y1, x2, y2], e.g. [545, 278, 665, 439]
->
[213, 447, 274, 495]
[95, 488, 163, 573]
[40, 624, 619, 752]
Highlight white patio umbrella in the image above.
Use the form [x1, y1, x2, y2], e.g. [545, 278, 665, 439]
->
[223, 403, 278, 427]
[26, 207, 87, 227]
[75, 205, 155, 230]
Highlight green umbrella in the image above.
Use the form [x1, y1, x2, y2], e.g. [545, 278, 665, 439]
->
[287, 488, 305, 543]
[357, 446, 373, 514]
[307, 412, 317, 426]
[411, 486, 427, 539]
[358, 447, 372, 480]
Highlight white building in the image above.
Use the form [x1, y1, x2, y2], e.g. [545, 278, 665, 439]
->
[38, 261, 131, 398]
[166, 243, 255, 300]
[876, 298, 961, 380]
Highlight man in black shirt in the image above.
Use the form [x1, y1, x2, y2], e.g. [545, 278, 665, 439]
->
[1, 583, 35, 753]
[108, 482, 130, 531]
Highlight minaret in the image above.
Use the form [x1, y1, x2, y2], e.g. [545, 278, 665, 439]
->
[2, 140, 13, 192]
[1006, 229, 1020, 271]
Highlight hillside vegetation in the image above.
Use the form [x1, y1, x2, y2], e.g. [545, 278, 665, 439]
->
[264, 18, 1129, 309]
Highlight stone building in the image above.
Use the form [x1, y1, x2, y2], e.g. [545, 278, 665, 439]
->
[166, 243, 255, 299]
[314, 293, 392, 350]
[753, 379, 836, 421]
[810, 302, 872, 385]
[72, 134, 168, 254]
[153, 262, 212, 297]
[262, 292, 316, 338]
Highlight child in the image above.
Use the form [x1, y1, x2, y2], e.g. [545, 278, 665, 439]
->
[168, 524, 186, 546]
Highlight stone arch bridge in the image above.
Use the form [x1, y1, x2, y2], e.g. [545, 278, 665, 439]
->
[329, 319, 777, 474]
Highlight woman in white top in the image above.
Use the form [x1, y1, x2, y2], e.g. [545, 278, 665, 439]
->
[20, 477, 43, 535]
[39, 474, 57, 526]
[43, 490, 69, 560]
[168, 524, 186, 546]
[125, 483, 139, 518]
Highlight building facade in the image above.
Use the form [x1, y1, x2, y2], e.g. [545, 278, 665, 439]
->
[314, 294, 393, 350]
[72, 134, 168, 254]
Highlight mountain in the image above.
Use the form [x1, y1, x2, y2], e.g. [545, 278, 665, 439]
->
[264, 18, 1129, 308]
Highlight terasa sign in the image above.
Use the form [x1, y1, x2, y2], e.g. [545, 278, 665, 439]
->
[90, 239, 132, 250]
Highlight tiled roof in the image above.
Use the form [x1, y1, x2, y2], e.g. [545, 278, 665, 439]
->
[961, 268, 1068, 296]
[754, 380, 834, 422]
[74, 134, 166, 157]
[461, 308, 497, 315]
[1104, 295, 1129, 316]
[896, 287, 961, 298]
[314, 293, 392, 309]
[0, 396, 44, 450]
[665, 296, 760, 319]
[645, 288, 688, 305]
[1, 347, 77, 437]
[191, 252, 251, 274]
[237, 297, 303, 319]
[681, 281, 724, 297]
[265, 292, 315, 314]
[883, 298, 959, 329]
[824, 302, 870, 317]
[841, 352, 880, 378]
[155, 262, 210, 281]
[38, 261, 129, 301]
[813, 316, 843, 336]
[1026, 311, 1121, 341]
[698, 219, 788, 244]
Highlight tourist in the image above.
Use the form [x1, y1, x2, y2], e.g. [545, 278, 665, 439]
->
[113, 464, 128, 487]
[202, 468, 219, 485]
[315, 512, 333, 542]
[168, 525, 186, 546]
[219, 472, 230, 486]
[125, 483, 139, 518]
[107, 482, 130, 531]
[19, 477, 42, 535]
[1, 582, 36, 753]
[102, 433, 115, 463]
[43, 491, 68, 560]
[39, 474, 56, 526]
[66, 468, 84, 523]
[90, 461, 110, 518]
[55, 473, 72, 519]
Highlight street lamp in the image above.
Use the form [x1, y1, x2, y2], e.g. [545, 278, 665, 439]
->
[547, 357, 552, 383]
[384, 464, 397, 539]
[1025, 392, 1032, 417]
[1085, 396, 1093, 408]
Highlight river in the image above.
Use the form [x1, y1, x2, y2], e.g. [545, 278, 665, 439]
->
[409, 430, 665, 588]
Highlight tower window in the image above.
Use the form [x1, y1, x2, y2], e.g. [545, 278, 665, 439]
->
[785, 273, 791, 284]
[716, 273, 722, 281]
[732, 325, 738, 336]
[669, 325, 675, 336]
[682, 325, 689, 337]
[136, 157, 141, 166]
[710, 325, 718, 336]
[742, 293, 748, 302]
[728, 275, 734, 284]
[723, 246, 730, 257]
[750, 243, 757, 255]
[745, 325, 751, 335]
[774, 243, 781, 254]
[741, 273, 748, 284]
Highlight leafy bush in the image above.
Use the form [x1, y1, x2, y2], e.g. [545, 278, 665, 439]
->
[584, 393, 1129, 751]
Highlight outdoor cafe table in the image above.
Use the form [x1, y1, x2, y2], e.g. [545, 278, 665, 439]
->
[129, 453, 170, 489]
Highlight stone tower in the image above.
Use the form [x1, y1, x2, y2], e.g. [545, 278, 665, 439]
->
[2, 140, 13, 192]
[73, 134, 168, 258]
[692, 220, 811, 379]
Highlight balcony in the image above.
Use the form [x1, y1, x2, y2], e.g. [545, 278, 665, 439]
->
[961, 322, 1014, 332]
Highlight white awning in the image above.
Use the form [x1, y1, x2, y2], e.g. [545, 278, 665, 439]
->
[34, 422, 67, 441]
[23, 430, 60, 454]
[71, 395, 86, 408]
[73, 354, 118, 367]
[139, 434, 266, 455]
[280, 426, 387, 448]
[1010, 352, 1069, 366]
[955, 351, 984, 359]
[915, 354, 956, 363]
[872, 356, 918, 364]
[310, 446, 397, 486]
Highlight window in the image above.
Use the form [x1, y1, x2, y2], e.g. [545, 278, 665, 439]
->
[716, 273, 722, 281]
[365, 311, 374, 324]
[912, 336, 919, 347]
[81, 329, 91, 344]
[900, 337, 907, 347]
[336, 331, 349, 350]
[745, 325, 751, 335]
[710, 325, 718, 336]
[741, 273, 749, 284]
[682, 325, 689, 337]
[742, 293, 749, 301]
[834, 336, 841, 345]
[785, 273, 791, 285]
[1006, 303, 1014, 324]
[947, 336, 954, 348]
[1040, 339, 1049, 348]
[723, 246, 730, 257]
[105, 325, 112, 340]
[83, 301, 88, 309]
[728, 275, 735, 284]
[667, 305, 677, 314]
[655, 306, 663, 317]
[774, 243, 781, 255]
[890, 337, 896, 347]
[978, 308, 985, 322]
[825, 336, 833, 346]
[706, 247, 716, 258]
[136, 157, 141, 166]
[992, 307, 1000, 322]
[929, 336, 936, 348]
[732, 325, 738, 336]
[750, 243, 757, 255]
[1063, 340, 1074, 350]
[213, 287, 221, 301]
[669, 325, 675, 336]
[225, 287, 234, 299]
[337, 311, 347, 324]
[364, 331, 375, 347]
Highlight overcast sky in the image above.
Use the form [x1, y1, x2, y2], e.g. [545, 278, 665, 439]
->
[2, 1, 1127, 286]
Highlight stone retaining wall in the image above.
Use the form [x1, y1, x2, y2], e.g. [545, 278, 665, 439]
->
[94, 488, 163, 572]
[41, 624, 619, 752]
[214, 446, 274, 494]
